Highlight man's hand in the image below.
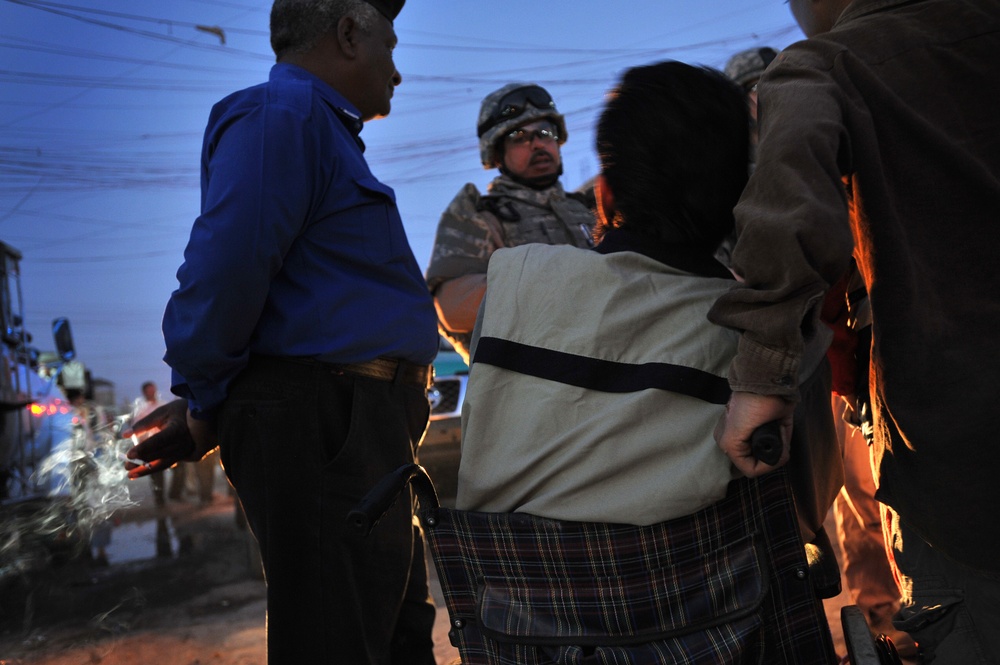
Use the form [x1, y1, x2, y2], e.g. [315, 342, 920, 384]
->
[123, 399, 218, 479]
[714, 392, 795, 477]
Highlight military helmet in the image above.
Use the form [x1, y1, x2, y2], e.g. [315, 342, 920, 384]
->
[724, 47, 778, 90]
[477, 83, 567, 169]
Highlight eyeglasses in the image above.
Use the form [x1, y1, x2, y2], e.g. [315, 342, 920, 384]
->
[505, 125, 559, 146]
[477, 85, 556, 136]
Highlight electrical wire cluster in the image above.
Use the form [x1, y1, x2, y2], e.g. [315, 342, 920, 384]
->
[0, 0, 801, 395]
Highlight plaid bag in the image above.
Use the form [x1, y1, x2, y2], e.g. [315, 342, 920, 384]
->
[422, 469, 836, 664]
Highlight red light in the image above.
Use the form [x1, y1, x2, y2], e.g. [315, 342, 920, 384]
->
[28, 398, 70, 417]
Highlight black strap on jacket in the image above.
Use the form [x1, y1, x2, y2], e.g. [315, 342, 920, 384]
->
[473, 337, 731, 405]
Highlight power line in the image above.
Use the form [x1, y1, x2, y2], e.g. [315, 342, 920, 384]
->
[2, 0, 270, 61]
[0, 69, 245, 92]
[0, 35, 266, 75]
[30, 249, 183, 263]
[2, 0, 267, 36]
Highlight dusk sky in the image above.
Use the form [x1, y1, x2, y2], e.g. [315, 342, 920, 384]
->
[1, 0, 804, 407]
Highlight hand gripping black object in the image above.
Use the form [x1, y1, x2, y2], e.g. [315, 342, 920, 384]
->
[750, 420, 783, 466]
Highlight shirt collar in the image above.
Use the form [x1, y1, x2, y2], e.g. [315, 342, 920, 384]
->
[594, 227, 734, 280]
[269, 63, 366, 151]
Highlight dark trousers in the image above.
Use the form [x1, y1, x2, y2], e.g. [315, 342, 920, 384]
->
[788, 358, 843, 545]
[218, 356, 436, 664]
[885, 506, 1000, 664]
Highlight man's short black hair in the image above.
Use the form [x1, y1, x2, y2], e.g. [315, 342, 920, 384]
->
[596, 61, 749, 250]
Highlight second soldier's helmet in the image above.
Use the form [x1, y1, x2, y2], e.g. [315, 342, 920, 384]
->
[477, 83, 567, 169]
[724, 47, 778, 90]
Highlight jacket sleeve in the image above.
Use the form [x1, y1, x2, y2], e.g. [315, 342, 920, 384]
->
[707, 47, 855, 398]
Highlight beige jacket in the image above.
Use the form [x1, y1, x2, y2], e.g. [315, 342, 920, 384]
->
[456, 244, 739, 525]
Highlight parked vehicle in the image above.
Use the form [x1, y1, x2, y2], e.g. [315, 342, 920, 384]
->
[0, 241, 95, 583]
[419, 337, 468, 501]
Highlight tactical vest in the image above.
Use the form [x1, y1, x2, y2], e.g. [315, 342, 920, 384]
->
[476, 183, 595, 251]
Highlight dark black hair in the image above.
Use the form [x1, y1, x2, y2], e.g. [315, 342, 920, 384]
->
[595, 61, 750, 250]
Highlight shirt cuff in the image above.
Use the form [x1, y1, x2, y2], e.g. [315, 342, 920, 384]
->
[169, 373, 221, 421]
[727, 336, 802, 400]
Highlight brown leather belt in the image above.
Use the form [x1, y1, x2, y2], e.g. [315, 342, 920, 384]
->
[332, 357, 433, 388]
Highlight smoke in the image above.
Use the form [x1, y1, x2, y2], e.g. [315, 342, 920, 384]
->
[39, 415, 136, 520]
[1, 413, 137, 581]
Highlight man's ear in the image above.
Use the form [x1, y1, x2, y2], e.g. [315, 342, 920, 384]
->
[335, 15, 360, 58]
[595, 174, 616, 228]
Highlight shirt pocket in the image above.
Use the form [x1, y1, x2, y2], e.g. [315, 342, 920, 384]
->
[354, 176, 408, 264]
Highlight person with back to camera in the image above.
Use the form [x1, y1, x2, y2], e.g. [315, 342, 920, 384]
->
[425, 83, 596, 362]
[457, 60, 776, 526]
[709, 0, 1000, 660]
[123, 0, 440, 662]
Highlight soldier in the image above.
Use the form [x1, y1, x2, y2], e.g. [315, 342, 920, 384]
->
[723, 46, 777, 149]
[425, 83, 596, 361]
[715, 46, 778, 269]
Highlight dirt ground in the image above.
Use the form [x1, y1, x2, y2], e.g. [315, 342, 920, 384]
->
[0, 485, 267, 665]
[0, 479, 460, 665]
[1, 476, 890, 665]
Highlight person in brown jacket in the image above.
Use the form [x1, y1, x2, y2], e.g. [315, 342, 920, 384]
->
[709, 0, 1000, 661]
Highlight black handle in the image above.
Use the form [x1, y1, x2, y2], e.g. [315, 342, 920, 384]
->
[750, 420, 783, 466]
[348, 463, 439, 537]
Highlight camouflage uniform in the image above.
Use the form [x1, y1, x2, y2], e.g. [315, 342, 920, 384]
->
[723, 46, 778, 90]
[426, 174, 595, 355]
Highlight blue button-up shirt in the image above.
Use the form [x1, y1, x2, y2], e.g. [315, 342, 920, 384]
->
[163, 64, 437, 418]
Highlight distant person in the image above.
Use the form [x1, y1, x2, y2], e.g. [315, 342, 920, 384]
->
[709, 0, 1000, 660]
[131, 381, 178, 507]
[425, 83, 595, 362]
[124, 0, 439, 662]
[831, 393, 916, 653]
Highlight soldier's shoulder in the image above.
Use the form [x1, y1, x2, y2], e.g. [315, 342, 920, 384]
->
[442, 182, 483, 216]
[450, 182, 482, 205]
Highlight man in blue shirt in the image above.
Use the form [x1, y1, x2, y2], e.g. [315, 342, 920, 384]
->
[125, 0, 438, 662]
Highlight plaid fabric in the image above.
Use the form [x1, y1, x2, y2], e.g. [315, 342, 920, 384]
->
[422, 469, 836, 664]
